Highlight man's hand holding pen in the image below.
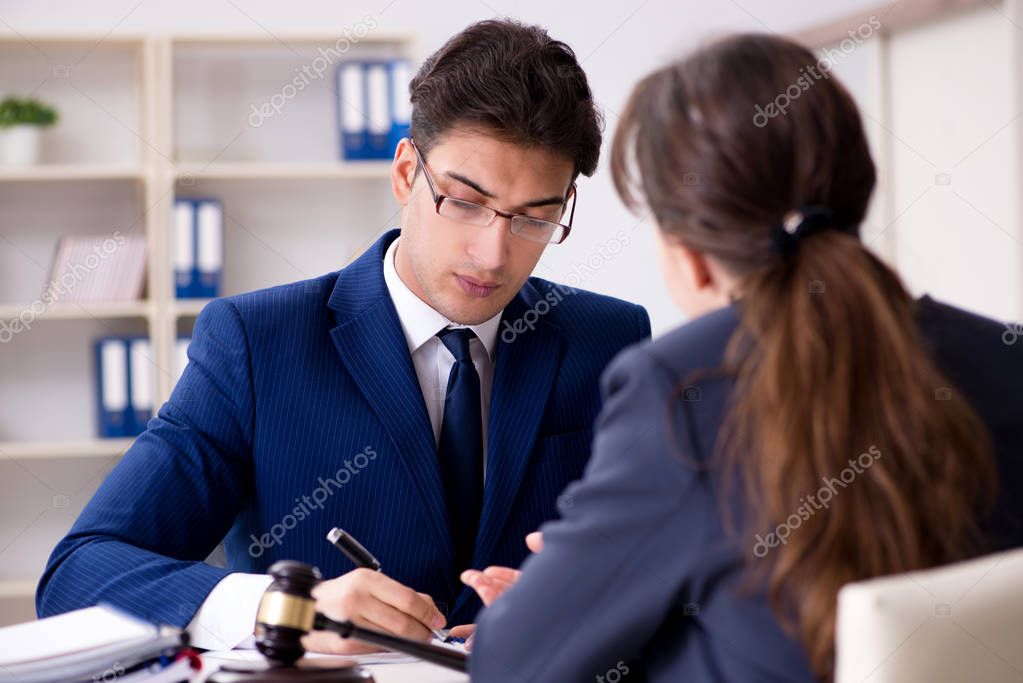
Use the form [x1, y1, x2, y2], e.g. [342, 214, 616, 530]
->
[302, 528, 449, 655]
[302, 565, 448, 655]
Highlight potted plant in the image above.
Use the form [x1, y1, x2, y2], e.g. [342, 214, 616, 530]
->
[0, 96, 59, 166]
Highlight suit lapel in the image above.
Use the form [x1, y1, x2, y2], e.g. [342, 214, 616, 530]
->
[327, 230, 454, 566]
[473, 282, 563, 568]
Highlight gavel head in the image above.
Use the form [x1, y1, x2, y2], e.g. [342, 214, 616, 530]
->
[254, 560, 322, 665]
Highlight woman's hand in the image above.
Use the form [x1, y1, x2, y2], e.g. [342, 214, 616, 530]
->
[461, 531, 544, 605]
[454, 532, 544, 650]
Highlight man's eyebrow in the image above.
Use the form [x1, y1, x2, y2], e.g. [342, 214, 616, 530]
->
[445, 171, 567, 209]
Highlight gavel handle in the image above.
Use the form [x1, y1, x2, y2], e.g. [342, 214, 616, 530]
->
[314, 613, 469, 673]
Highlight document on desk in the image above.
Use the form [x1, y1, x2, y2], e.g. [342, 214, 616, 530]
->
[202, 649, 412, 666]
[202, 636, 467, 667]
[429, 636, 469, 655]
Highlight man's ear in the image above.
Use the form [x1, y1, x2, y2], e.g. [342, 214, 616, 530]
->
[390, 138, 418, 205]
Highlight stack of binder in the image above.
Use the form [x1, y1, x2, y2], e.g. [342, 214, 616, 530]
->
[173, 197, 223, 299]
[0, 605, 194, 683]
[336, 58, 411, 160]
[96, 335, 193, 438]
[95, 336, 155, 438]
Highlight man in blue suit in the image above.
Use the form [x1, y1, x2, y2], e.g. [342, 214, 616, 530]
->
[37, 19, 650, 653]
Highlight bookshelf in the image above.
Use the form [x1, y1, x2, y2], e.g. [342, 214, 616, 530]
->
[0, 438, 135, 460]
[0, 300, 153, 322]
[0, 30, 415, 625]
[0, 164, 146, 182]
[174, 160, 392, 180]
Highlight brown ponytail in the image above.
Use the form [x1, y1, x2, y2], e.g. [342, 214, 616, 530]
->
[611, 33, 997, 679]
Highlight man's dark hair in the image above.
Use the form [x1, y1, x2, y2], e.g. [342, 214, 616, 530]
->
[409, 19, 603, 179]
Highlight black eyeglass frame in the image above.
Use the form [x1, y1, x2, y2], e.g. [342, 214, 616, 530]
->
[408, 137, 577, 245]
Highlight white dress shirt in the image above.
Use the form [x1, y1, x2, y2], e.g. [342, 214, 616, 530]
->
[382, 236, 501, 449]
[187, 236, 501, 650]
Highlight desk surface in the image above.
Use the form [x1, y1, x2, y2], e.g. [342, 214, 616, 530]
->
[199, 650, 469, 683]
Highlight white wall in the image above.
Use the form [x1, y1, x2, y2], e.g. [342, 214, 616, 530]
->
[0, 0, 885, 335]
[887, 6, 1022, 321]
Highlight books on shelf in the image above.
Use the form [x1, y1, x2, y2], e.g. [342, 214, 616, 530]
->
[336, 58, 412, 160]
[95, 337, 155, 438]
[43, 233, 147, 304]
[173, 197, 223, 300]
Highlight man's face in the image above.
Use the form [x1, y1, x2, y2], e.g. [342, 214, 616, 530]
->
[390, 130, 575, 325]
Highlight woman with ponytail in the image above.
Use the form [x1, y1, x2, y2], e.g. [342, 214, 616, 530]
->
[465, 33, 1022, 682]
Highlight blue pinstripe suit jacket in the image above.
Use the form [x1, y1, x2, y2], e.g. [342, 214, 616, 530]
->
[37, 228, 651, 628]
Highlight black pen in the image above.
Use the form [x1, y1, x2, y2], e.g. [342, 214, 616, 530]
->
[326, 527, 448, 642]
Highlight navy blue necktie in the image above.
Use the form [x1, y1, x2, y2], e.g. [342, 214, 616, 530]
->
[437, 327, 484, 574]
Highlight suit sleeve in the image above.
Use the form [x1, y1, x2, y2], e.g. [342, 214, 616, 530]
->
[635, 303, 652, 342]
[470, 345, 712, 682]
[36, 299, 256, 627]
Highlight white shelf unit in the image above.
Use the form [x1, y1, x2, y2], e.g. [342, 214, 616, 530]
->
[0, 300, 154, 322]
[0, 438, 135, 460]
[0, 30, 415, 626]
[175, 160, 393, 181]
[0, 164, 147, 182]
[0, 579, 36, 598]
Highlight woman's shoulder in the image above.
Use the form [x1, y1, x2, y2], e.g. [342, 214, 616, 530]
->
[604, 304, 742, 394]
[593, 304, 742, 481]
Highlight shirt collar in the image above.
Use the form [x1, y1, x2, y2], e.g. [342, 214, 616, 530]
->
[382, 236, 502, 359]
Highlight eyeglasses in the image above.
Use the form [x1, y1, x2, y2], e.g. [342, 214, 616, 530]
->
[409, 138, 576, 245]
